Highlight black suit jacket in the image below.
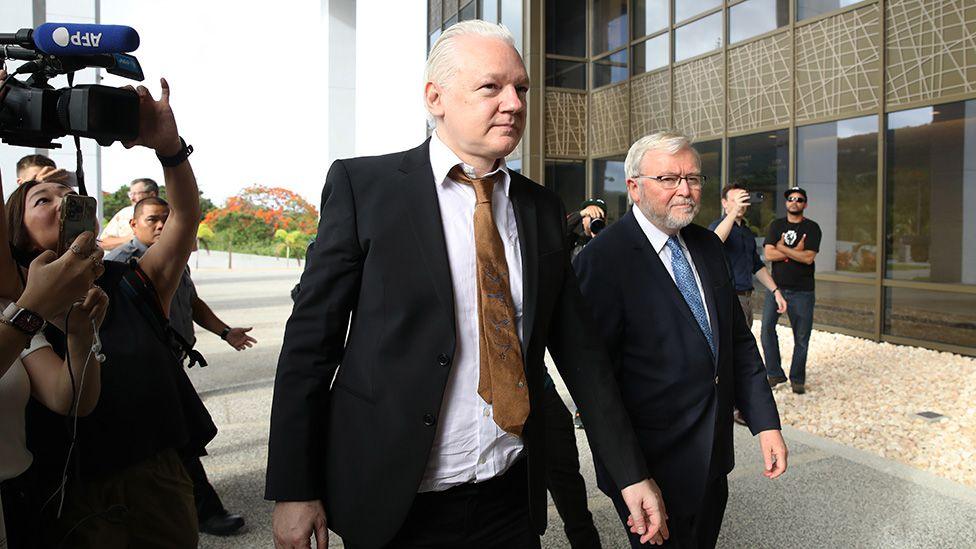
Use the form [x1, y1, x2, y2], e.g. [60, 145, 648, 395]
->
[265, 140, 648, 548]
[573, 210, 780, 518]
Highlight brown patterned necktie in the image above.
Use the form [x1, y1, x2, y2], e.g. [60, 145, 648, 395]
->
[449, 165, 529, 438]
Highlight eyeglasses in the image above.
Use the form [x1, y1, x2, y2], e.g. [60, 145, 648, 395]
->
[633, 174, 707, 189]
[786, 196, 807, 203]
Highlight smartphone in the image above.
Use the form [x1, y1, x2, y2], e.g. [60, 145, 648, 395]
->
[57, 194, 98, 256]
[747, 191, 765, 204]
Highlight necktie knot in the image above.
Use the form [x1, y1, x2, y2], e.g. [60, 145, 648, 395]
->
[449, 165, 501, 204]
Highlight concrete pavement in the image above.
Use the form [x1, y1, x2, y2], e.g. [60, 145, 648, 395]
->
[186, 261, 976, 548]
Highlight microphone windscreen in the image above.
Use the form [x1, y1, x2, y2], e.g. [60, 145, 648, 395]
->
[34, 23, 140, 55]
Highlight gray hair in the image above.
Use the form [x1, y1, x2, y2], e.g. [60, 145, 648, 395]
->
[624, 130, 700, 178]
[424, 20, 517, 127]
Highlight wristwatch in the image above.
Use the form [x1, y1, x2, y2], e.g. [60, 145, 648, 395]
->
[156, 136, 194, 168]
[219, 326, 231, 340]
[1, 302, 46, 337]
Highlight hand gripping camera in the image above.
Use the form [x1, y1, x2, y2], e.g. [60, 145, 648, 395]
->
[0, 23, 144, 150]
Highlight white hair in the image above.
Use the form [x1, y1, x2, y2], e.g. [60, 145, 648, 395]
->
[624, 130, 701, 177]
[424, 20, 517, 127]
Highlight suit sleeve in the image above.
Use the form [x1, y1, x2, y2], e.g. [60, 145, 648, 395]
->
[548, 216, 648, 491]
[265, 160, 364, 501]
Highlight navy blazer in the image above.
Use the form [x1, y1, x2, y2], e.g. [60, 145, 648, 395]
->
[574, 209, 780, 518]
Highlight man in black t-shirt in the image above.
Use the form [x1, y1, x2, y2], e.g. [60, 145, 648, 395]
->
[761, 187, 821, 395]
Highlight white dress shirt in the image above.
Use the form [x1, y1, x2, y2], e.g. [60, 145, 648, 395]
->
[418, 131, 525, 492]
[631, 205, 711, 326]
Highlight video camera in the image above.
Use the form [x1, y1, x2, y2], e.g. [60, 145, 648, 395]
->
[0, 23, 144, 149]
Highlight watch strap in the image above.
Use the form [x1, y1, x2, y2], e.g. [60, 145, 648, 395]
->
[157, 137, 193, 168]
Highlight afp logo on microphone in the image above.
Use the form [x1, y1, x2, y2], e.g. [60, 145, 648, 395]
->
[51, 26, 102, 48]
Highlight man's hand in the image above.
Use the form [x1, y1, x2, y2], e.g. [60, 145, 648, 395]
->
[273, 500, 328, 549]
[773, 290, 787, 314]
[225, 327, 257, 351]
[580, 204, 605, 220]
[758, 430, 788, 479]
[794, 234, 807, 251]
[724, 188, 750, 218]
[621, 479, 669, 545]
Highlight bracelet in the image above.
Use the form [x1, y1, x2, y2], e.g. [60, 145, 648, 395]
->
[156, 137, 194, 168]
[772, 288, 781, 294]
[219, 326, 231, 340]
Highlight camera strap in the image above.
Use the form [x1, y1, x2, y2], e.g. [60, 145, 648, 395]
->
[65, 71, 88, 197]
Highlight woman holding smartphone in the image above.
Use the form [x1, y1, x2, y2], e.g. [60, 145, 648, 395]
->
[2, 70, 211, 549]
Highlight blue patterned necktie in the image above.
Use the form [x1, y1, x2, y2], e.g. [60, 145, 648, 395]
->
[665, 235, 716, 358]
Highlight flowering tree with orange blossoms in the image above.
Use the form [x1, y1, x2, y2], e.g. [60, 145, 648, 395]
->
[200, 186, 318, 255]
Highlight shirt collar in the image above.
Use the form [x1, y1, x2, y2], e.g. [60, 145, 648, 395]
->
[128, 237, 151, 257]
[632, 205, 686, 254]
[429, 129, 512, 196]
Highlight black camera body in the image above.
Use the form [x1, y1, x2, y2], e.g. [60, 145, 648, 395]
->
[0, 77, 138, 148]
[0, 27, 142, 149]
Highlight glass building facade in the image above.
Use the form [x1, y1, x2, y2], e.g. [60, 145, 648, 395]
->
[428, 0, 976, 356]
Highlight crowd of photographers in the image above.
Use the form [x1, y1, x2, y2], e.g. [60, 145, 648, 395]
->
[0, 70, 252, 548]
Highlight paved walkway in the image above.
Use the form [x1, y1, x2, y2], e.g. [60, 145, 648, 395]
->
[186, 267, 976, 548]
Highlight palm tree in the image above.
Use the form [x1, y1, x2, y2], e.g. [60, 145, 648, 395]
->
[274, 229, 305, 266]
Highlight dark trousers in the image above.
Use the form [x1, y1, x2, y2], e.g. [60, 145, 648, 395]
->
[348, 458, 540, 549]
[761, 289, 815, 384]
[610, 476, 728, 549]
[180, 454, 226, 521]
[543, 383, 601, 549]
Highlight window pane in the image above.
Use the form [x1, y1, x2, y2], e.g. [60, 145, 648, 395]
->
[729, 130, 790, 241]
[675, 12, 722, 62]
[429, 29, 442, 53]
[501, 0, 523, 53]
[460, 1, 477, 20]
[675, 0, 721, 24]
[885, 288, 976, 348]
[797, 0, 861, 21]
[593, 50, 628, 88]
[633, 0, 669, 38]
[886, 100, 976, 285]
[546, 0, 586, 56]
[695, 139, 723, 227]
[593, 158, 629, 224]
[797, 116, 879, 276]
[813, 280, 876, 333]
[632, 33, 670, 75]
[546, 59, 587, 89]
[592, 0, 628, 55]
[729, 0, 789, 44]
[546, 161, 587, 214]
[480, 0, 498, 22]
[444, 14, 459, 29]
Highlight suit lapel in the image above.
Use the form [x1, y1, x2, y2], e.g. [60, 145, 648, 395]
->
[623, 212, 714, 359]
[683, 227, 721, 367]
[509, 173, 538, 363]
[399, 139, 456, 325]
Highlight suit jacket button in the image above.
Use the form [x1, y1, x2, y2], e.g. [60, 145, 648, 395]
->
[714, 376, 719, 385]
[423, 413, 436, 426]
[437, 354, 451, 367]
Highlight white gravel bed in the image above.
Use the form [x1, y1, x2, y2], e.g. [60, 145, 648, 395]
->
[756, 324, 976, 488]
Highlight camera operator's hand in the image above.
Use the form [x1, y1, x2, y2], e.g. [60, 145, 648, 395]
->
[122, 77, 182, 156]
[724, 188, 750, 218]
[65, 286, 109, 335]
[17, 232, 104, 322]
[580, 205, 605, 238]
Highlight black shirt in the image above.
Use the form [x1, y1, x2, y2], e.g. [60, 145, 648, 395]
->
[763, 217, 822, 291]
[708, 216, 764, 292]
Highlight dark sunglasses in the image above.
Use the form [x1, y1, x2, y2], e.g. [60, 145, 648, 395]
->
[787, 196, 807, 203]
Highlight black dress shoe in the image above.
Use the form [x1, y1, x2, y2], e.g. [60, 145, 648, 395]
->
[199, 511, 246, 536]
[791, 382, 806, 395]
[733, 409, 748, 426]
[767, 375, 787, 388]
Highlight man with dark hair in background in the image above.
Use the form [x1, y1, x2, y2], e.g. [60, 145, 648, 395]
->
[761, 187, 821, 395]
[106, 196, 255, 536]
[100, 177, 159, 250]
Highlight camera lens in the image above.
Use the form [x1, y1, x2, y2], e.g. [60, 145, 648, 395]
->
[590, 218, 606, 234]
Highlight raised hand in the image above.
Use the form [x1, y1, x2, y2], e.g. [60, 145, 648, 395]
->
[122, 77, 181, 156]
